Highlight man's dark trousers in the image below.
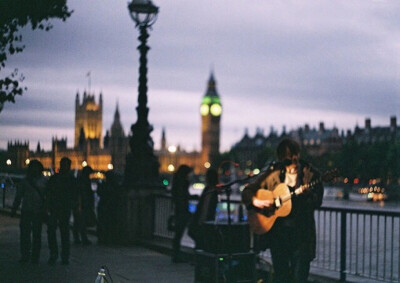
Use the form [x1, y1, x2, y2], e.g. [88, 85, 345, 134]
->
[47, 211, 71, 262]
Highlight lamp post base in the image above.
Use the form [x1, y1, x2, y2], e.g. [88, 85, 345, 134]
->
[124, 120, 160, 190]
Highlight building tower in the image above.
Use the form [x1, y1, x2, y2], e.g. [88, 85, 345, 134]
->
[74, 91, 103, 149]
[160, 127, 166, 151]
[109, 102, 129, 171]
[200, 72, 222, 168]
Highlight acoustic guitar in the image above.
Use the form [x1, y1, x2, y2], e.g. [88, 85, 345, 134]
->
[247, 169, 337, 235]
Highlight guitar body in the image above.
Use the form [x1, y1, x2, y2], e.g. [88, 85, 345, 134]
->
[248, 183, 292, 234]
[246, 169, 336, 235]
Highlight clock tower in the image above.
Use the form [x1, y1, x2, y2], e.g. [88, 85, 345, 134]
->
[201, 72, 222, 168]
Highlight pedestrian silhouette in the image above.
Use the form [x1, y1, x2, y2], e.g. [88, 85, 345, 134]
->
[73, 165, 94, 245]
[46, 157, 78, 265]
[11, 159, 47, 264]
[171, 165, 198, 263]
[97, 170, 121, 245]
[188, 168, 219, 250]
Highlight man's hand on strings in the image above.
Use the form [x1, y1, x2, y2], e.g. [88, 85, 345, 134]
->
[252, 197, 272, 209]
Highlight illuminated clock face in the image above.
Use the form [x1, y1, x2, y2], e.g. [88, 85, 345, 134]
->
[210, 104, 222, 116]
[200, 104, 209, 116]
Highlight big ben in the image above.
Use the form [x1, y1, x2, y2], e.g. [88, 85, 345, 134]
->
[200, 72, 222, 168]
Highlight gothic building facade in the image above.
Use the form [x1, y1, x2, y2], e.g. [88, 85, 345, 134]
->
[74, 91, 103, 148]
[6, 72, 223, 175]
[28, 91, 112, 171]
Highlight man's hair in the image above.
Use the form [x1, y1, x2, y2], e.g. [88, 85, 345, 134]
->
[27, 159, 44, 181]
[277, 138, 300, 161]
[60, 157, 71, 172]
[82, 166, 93, 176]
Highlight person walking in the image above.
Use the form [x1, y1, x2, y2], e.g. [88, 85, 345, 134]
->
[11, 160, 47, 264]
[46, 157, 78, 265]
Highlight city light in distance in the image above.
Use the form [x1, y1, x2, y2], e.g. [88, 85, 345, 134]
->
[168, 145, 177, 153]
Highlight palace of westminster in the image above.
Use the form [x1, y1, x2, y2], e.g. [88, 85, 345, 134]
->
[4, 72, 399, 174]
[5, 73, 222, 174]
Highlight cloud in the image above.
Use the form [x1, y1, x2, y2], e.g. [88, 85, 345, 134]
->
[1, 0, 399, 153]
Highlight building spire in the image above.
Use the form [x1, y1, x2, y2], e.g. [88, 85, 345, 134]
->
[86, 71, 91, 94]
[161, 127, 166, 150]
[205, 70, 218, 97]
[114, 101, 120, 120]
[111, 100, 125, 138]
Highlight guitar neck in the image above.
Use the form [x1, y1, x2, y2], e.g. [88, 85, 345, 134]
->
[277, 180, 319, 207]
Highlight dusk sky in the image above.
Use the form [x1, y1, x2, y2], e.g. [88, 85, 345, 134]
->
[1, 0, 399, 152]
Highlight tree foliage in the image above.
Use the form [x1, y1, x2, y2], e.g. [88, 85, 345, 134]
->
[305, 140, 400, 184]
[226, 140, 400, 186]
[0, 0, 72, 112]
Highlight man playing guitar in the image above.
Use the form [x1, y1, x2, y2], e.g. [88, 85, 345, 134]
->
[242, 138, 324, 283]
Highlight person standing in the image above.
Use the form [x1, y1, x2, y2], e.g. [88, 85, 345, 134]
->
[242, 138, 324, 283]
[73, 166, 94, 245]
[46, 157, 78, 265]
[171, 164, 198, 263]
[11, 160, 47, 264]
[97, 170, 121, 245]
[188, 168, 219, 249]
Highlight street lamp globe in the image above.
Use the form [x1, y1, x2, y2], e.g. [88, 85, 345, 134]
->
[128, 0, 159, 27]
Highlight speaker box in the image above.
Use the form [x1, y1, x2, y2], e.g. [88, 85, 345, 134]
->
[202, 221, 250, 254]
[195, 250, 256, 283]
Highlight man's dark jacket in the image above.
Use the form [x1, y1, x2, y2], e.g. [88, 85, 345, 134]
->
[46, 172, 78, 216]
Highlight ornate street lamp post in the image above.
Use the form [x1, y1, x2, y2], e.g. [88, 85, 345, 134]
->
[125, 0, 160, 189]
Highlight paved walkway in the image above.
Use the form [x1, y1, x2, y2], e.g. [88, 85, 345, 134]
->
[0, 214, 194, 283]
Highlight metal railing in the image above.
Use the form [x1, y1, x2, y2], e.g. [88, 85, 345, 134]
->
[152, 193, 400, 282]
[314, 207, 400, 282]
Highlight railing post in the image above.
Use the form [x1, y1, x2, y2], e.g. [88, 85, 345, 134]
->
[340, 211, 347, 282]
[2, 186, 5, 208]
